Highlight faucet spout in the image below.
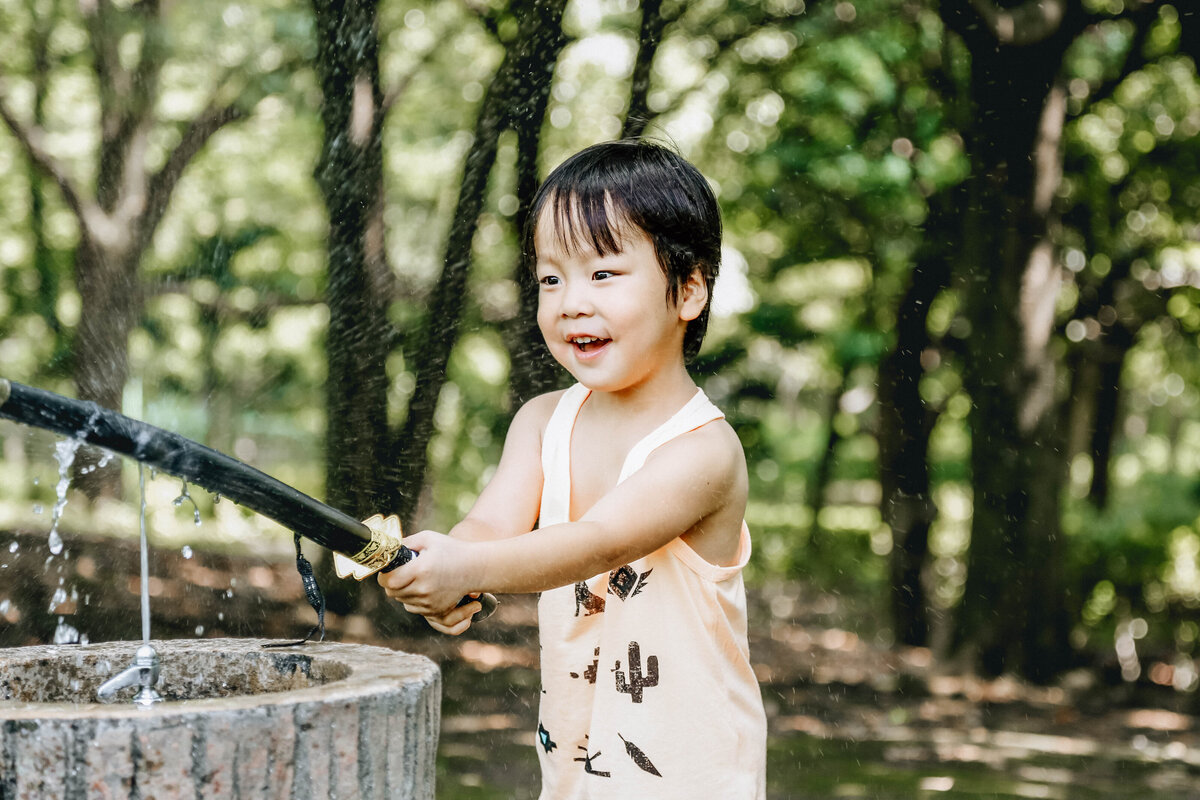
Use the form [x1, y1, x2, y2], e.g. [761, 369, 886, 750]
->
[97, 644, 163, 706]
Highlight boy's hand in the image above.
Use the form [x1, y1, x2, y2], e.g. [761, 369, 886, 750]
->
[376, 530, 480, 617]
[419, 595, 483, 636]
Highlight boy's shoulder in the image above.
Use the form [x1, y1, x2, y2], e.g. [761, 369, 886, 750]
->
[519, 388, 570, 416]
[663, 412, 746, 475]
[511, 388, 571, 435]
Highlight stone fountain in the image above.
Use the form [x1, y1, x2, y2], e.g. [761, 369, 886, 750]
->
[0, 639, 440, 798]
[0, 377, 492, 798]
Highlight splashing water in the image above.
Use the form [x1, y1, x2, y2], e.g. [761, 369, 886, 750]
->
[49, 586, 68, 611]
[48, 438, 83, 555]
[45, 408, 104, 556]
[181, 545, 194, 559]
[173, 480, 202, 526]
[53, 616, 82, 645]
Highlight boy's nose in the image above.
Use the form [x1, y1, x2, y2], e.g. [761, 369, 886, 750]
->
[559, 283, 593, 316]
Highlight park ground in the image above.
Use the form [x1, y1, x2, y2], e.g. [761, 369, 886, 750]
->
[1, 527, 1198, 799]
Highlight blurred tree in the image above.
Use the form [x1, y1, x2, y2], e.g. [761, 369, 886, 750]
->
[311, 0, 393, 525]
[23, 0, 69, 376]
[499, 0, 572, 410]
[388, 0, 569, 525]
[940, 0, 1199, 679]
[879, 192, 957, 647]
[0, 0, 299, 498]
[622, 0, 670, 139]
[148, 228, 285, 454]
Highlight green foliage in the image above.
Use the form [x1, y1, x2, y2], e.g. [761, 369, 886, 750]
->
[1, 0, 1199, 683]
[1066, 470, 1200, 660]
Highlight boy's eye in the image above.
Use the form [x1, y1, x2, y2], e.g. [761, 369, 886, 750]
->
[539, 275, 560, 287]
[592, 270, 615, 281]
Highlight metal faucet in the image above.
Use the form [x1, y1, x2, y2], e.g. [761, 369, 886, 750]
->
[96, 644, 163, 706]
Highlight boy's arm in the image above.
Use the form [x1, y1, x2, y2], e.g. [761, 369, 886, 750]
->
[377, 392, 554, 632]
[443, 392, 556, 542]
[387, 422, 744, 613]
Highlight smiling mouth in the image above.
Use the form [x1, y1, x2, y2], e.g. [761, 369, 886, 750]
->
[570, 336, 611, 354]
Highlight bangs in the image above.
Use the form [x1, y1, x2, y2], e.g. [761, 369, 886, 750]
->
[540, 189, 637, 259]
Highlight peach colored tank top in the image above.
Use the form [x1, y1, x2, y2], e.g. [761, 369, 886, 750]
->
[535, 384, 767, 800]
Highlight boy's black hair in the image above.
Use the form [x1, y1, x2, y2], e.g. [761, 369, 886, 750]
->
[524, 139, 721, 362]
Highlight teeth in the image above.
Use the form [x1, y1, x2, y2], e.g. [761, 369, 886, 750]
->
[572, 336, 600, 344]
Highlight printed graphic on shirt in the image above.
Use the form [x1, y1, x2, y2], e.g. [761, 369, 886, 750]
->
[613, 641, 659, 703]
[569, 646, 601, 684]
[574, 581, 606, 616]
[538, 722, 558, 753]
[618, 733, 663, 777]
[574, 738, 611, 777]
[608, 565, 652, 600]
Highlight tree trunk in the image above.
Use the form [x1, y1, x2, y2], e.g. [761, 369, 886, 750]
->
[309, 0, 393, 617]
[311, 0, 392, 520]
[955, 100, 1074, 680]
[878, 195, 954, 647]
[806, 364, 850, 553]
[390, 0, 569, 526]
[71, 241, 139, 498]
[504, 0, 571, 410]
[622, 0, 667, 139]
[941, 0, 1084, 679]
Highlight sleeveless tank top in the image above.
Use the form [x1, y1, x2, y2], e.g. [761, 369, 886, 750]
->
[535, 383, 767, 799]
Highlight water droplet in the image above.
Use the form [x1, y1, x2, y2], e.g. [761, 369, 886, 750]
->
[174, 480, 202, 525]
[32, 504, 44, 515]
[8, 542, 18, 553]
[194, 625, 205, 635]
[50, 587, 68, 610]
[217, 612, 225, 621]
[181, 545, 194, 559]
[53, 617, 81, 644]
[225, 589, 234, 599]
[0, 599, 10, 614]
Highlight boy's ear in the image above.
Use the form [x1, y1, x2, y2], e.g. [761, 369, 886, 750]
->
[678, 266, 708, 322]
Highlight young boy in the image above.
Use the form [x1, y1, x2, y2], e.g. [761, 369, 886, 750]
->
[376, 140, 767, 799]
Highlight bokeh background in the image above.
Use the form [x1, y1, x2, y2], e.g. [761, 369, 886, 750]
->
[1, 0, 1199, 796]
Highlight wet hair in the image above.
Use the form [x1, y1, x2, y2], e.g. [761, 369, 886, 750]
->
[524, 139, 721, 362]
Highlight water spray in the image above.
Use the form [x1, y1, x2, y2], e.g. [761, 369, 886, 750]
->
[0, 377, 497, 619]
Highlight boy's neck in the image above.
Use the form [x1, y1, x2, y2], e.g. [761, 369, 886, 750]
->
[583, 363, 698, 418]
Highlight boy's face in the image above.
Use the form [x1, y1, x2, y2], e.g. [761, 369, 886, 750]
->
[533, 206, 707, 396]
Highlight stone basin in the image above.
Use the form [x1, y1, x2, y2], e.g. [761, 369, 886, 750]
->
[0, 639, 440, 799]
